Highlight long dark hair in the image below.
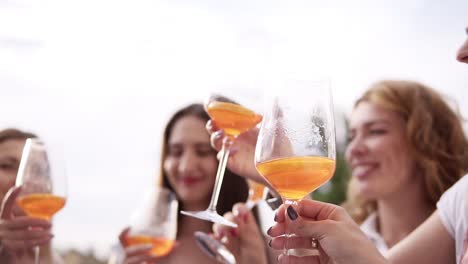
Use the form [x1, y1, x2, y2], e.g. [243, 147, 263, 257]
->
[159, 103, 249, 216]
[0, 128, 37, 143]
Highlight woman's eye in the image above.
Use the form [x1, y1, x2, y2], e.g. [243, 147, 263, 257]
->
[0, 163, 16, 170]
[167, 148, 182, 157]
[370, 129, 387, 135]
[197, 148, 215, 157]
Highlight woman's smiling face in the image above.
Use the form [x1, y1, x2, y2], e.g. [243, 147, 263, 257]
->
[345, 101, 417, 200]
[163, 115, 218, 207]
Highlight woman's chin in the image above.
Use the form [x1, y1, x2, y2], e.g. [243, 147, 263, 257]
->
[177, 191, 208, 207]
[357, 185, 380, 200]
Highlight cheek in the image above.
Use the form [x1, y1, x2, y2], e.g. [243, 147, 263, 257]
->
[344, 147, 352, 162]
[0, 171, 16, 193]
[163, 160, 177, 182]
[367, 137, 390, 154]
[0, 170, 15, 182]
[381, 139, 411, 169]
[378, 151, 415, 192]
[368, 138, 405, 172]
[201, 158, 218, 180]
[366, 141, 401, 173]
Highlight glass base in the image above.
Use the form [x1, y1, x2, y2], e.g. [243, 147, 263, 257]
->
[181, 210, 238, 228]
[194, 231, 236, 264]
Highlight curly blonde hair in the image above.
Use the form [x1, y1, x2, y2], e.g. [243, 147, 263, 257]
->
[343, 80, 468, 223]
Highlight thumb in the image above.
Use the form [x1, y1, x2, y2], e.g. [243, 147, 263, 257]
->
[0, 186, 22, 220]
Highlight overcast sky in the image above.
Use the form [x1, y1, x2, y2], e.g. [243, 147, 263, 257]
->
[1, 0, 467, 259]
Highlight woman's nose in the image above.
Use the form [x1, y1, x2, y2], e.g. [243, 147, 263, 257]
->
[178, 151, 197, 174]
[345, 136, 368, 160]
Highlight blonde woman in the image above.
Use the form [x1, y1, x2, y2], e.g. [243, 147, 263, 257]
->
[267, 24, 468, 263]
[343, 80, 468, 252]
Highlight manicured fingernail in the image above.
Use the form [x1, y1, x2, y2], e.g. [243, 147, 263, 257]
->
[274, 212, 277, 222]
[268, 239, 272, 247]
[267, 227, 272, 235]
[214, 130, 223, 138]
[287, 206, 298, 221]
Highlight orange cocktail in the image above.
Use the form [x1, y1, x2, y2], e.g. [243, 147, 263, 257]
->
[247, 180, 265, 203]
[125, 235, 175, 256]
[17, 193, 66, 220]
[256, 156, 335, 200]
[206, 101, 262, 137]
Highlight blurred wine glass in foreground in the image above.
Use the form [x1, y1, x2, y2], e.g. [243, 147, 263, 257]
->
[181, 94, 262, 228]
[122, 187, 179, 257]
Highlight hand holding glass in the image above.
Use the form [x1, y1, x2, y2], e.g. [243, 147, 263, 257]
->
[122, 187, 178, 258]
[194, 183, 270, 264]
[15, 138, 67, 264]
[181, 95, 262, 227]
[255, 78, 336, 257]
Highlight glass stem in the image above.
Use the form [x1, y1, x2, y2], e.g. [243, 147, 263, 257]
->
[34, 245, 40, 264]
[284, 199, 295, 262]
[207, 137, 233, 212]
[262, 187, 269, 200]
[283, 205, 288, 259]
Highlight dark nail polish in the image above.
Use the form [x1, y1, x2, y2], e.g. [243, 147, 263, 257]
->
[287, 206, 298, 221]
[274, 212, 277, 222]
[268, 239, 272, 247]
[267, 227, 272, 235]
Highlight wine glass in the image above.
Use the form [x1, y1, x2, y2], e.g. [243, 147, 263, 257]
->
[245, 180, 268, 210]
[181, 94, 262, 227]
[195, 231, 236, 264]
[15, 138, 67, 264]
[194, 185, 273, 264]
[255, 78, 336, 258]
[122, 187, 178, 257]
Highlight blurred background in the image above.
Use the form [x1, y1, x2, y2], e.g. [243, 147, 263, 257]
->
[1, 0, 467, 262]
